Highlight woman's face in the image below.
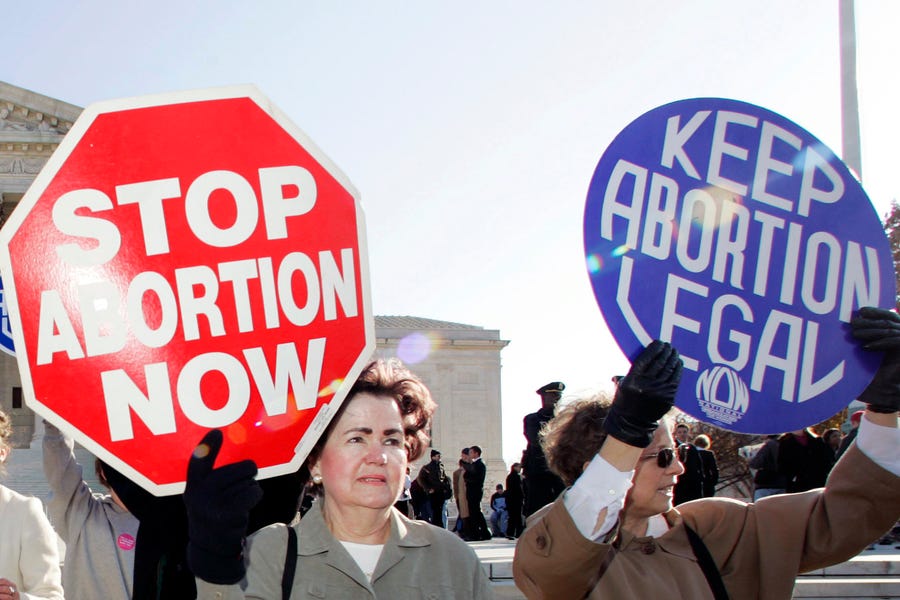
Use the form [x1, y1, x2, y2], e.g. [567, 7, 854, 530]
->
[310, 392, 408, 513]
[624, 425, 685, 521]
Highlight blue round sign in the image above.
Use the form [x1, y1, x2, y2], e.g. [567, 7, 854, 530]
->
[584, 98, 894, 434]
[0, 276, 15, 356]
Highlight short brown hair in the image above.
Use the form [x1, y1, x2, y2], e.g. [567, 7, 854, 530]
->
[693, 434, 711, 449]
[309, 358, 437, 466]
[540, 392, 613, 486]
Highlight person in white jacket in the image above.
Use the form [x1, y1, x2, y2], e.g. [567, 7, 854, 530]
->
[0, 411, 63, 600]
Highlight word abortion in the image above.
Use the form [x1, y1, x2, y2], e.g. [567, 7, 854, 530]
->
[33, 165, 359, 440]
[602, 160, 878, 322]
[36, 250, 357, 364]
[600, 110, 880, 403]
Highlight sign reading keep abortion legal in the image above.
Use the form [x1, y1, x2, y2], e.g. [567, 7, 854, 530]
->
[584, 98, 895, 434]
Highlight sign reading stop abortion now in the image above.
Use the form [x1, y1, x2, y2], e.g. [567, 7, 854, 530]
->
[584, 98, 895, 434]
[0, 86, 375, 494]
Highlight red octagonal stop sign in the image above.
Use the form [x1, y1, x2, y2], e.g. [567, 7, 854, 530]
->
[0, 86, 374, 495]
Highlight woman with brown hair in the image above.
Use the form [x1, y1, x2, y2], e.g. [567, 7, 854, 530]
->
[514, 324, 900, 600]
[186, 358, 493, 599]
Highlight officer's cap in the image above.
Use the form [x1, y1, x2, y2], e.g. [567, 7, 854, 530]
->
[536, 381, 565, 395]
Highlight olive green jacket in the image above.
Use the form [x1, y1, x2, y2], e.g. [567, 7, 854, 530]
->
[197, 502, 494, 599]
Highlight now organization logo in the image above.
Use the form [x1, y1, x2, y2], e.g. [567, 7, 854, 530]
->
[695, 365, 750, 426]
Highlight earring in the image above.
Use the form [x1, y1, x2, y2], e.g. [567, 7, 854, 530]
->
[312, 473, 323, 485]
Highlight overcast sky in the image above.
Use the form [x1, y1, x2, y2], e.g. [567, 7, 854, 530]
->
[5, 1, 899, 464]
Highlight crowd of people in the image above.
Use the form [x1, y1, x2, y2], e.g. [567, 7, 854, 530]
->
[0, 307, 898, 599]
[401, 444, 497, 542]
[746, 411, 861, 499]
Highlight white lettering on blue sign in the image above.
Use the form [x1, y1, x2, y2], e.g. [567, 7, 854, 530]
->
[584, 98, 893, 433]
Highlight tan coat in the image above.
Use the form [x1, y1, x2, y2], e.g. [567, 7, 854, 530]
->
[513, 446, 900, 600]
[453, 466, 469, 518]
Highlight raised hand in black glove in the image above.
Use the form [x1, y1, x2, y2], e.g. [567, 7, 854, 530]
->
[604, 340, 683, 448]
[850, 306, 900, 413]
[184, 429, 263, 585]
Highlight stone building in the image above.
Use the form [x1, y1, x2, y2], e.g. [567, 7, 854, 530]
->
[0, 81, 80, 450]
[374, 316, 510, 491]
[0, 81, 510, 507]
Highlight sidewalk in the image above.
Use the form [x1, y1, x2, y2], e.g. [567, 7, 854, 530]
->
[471, 538, 900, 599]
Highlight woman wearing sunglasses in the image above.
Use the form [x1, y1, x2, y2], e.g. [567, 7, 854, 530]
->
[514, 313, 900, 599]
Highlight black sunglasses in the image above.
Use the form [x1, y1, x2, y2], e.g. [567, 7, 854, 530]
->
[643, 447, 677, 468]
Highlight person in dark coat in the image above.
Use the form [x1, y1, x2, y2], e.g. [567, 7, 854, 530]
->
[522, 381, 566, 516]
[463, 445, 491, 540]
[749, 434, 788, 500]
[505, 462, 525, 539]
[672, 422, 704, 505]
[823, 428, 843, 461]
[778, 427, 835, 493]
[836, 410, 864, 460]
[693, 434, 719, 497]
[417, 449, 450, 528]
[408, 477, 429, 520]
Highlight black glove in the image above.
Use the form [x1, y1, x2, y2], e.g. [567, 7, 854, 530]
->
[184, 429, 263, 585]
[604, 340, 683, 447]
[850, 306, 900, 413]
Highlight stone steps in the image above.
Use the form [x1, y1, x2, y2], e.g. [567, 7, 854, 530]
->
[793, 549, 900, 599]
[470, 539, 900, 599]
[793, 577, 900, 599]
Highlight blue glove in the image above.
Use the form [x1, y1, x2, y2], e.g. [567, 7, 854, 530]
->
[850, 306, 900, 413]
[604, 340, 683, 447]
[184, 429, 262, 584]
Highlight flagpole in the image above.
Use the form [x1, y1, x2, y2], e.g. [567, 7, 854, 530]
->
[839, 0, 863, 181]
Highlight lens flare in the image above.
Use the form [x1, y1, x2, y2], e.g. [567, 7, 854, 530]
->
[318, 378, 344, 398]
[192, 443, 211, 460]
[611, 244, 630, 258]
[586, 254, 603, 274]
[398, 332, 435, 364]
[228, 422, 248, 445]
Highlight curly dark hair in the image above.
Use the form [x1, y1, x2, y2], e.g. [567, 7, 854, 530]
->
[540, 392, 613, 486]
[308, 358, 437, 473]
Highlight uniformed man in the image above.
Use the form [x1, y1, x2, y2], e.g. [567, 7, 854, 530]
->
[522, 381, 566, 516]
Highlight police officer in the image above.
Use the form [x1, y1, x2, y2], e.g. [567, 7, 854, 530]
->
[522, 381, 566, 516]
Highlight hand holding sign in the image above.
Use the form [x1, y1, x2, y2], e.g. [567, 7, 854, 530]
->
[604, 340, 683, 448]
[851, 307, 900, 414]
[184, 429, 262, 585]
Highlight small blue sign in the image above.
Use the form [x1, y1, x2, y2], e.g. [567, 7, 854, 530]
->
[0, 277, 15, 357]
[584, 98, 894, 434]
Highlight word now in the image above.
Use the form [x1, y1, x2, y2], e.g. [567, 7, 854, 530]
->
[53, 165, 317, 265]
[103, 339, 325, 441]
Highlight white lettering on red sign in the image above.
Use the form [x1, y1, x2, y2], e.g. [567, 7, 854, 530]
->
[101, 339, 326, 441]
[38, 166, 357, 440]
